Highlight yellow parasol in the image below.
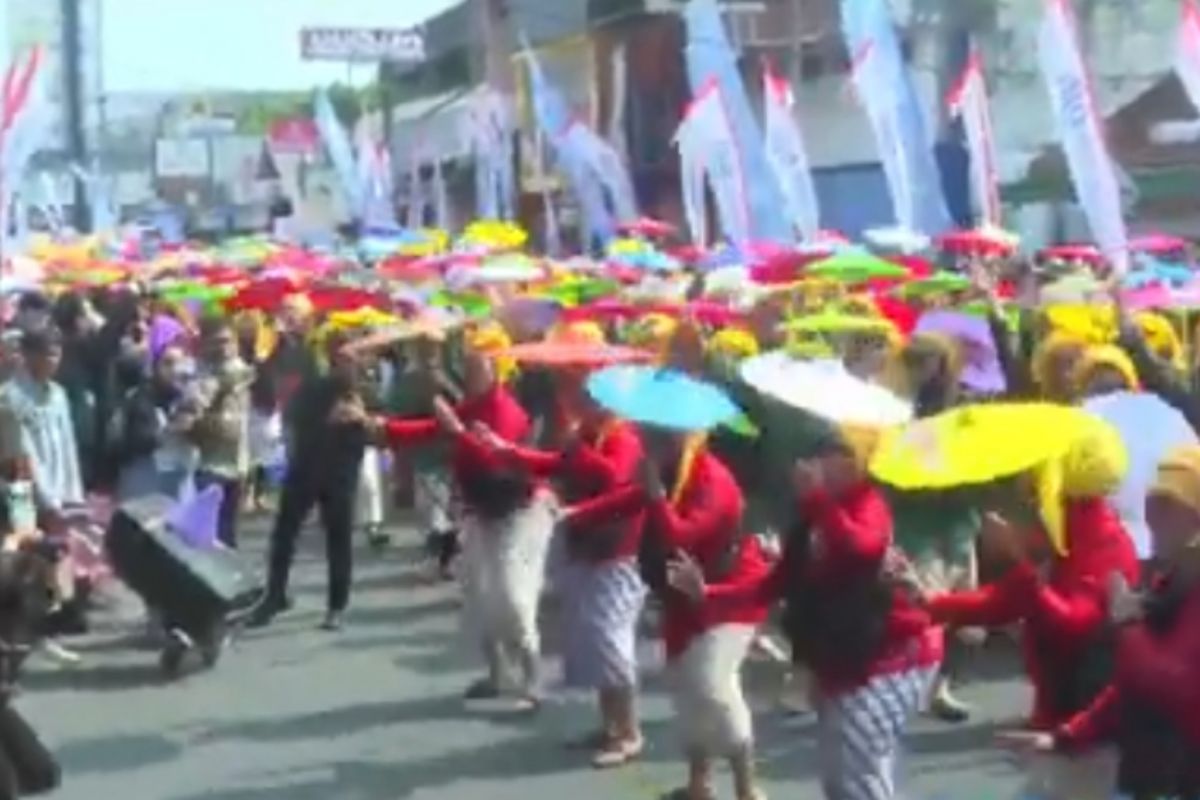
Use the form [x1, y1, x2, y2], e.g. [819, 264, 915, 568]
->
[870, 403, 1127, 554]
[870, 403, 1086, 491]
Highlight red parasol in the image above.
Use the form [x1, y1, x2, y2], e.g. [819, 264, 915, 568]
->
[617, 217, 677, 239]
[505, 341, 655, 368]
[1037, 243, 1104, 265]
[749, 250, 827, 285]
[937, 229, 1018, 256]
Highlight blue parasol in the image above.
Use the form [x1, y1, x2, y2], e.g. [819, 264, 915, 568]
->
[587, 365, 741, 432]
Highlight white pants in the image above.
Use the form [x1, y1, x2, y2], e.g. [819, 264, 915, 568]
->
[460, 491, 556, 691]
[1020, 747, 1118, 800]
[356, 447, 384, 529]
[670, 624, 757, 757]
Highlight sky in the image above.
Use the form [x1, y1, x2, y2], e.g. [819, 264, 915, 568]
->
[101, 0, 462, 93]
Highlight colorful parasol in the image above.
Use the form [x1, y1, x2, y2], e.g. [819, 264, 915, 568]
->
[587, 365, 741, 432]
[784, 311, 897, 335]
[505, 341, 655, 368]
[870, 403, 1087, 490]
[936, 227, 1019, 255]
[617, 217, 676, 239]
[864, 226, 931, 254]
[1083, 391, 1198, 560]
[740, 353, 913, 427]
[896, 271, 971, 297]
[806, 251, 909, 282]
[913, 310, 1006, 394]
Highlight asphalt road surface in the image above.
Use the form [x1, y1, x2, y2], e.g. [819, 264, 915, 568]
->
[22, 514, 1031, 800]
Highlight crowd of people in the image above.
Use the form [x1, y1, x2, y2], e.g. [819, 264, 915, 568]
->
[0, 247, 1198, 800]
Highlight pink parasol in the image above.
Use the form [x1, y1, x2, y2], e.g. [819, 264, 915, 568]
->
[1129, 233, 1188, 255]
[505, 341, 656, 368]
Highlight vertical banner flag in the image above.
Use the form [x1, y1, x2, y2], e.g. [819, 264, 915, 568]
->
[1038, 0, 1129, 273]
[675, 80, 751, 248]
[763, 63, 821, 240]
[841, 0, 950, 235]
[356, 133, 396, 229]
[405, 144, 424, 229]
[684, 0, 791, 243]
[0, 46, 52, 253]
[1176, 0, 1200, 113]
[608, 44, 630, 159]
[676, 120, 710, 248]
[314, 89, 364, 220]
[470, 90, 514, 221]
[431, 156, 450, 232]
[524, 40, 637, 244]
[947, 48, 1002, 227]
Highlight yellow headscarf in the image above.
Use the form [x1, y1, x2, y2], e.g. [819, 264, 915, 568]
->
[1031, 331, 1088, 399]
[1036, 413, 1128, 555]
[1135, 312, 1184, 370]
[1072, 344, 1139, 392]
[707, 327, 760, 362]
[1149, 445, 1200, 517]
[839, 424, 885, 470]
[467, 322, 517, 382]
[627, 313, 678, 354]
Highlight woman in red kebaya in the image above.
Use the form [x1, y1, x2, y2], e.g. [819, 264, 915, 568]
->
[367, 324, 555, 710]
[563, 424, 769, 800]
[481, 385, 648, 768]
[1001, 444, 1200, 800]
[670, 427, 941, 800]
[925, 421, 1137, 800]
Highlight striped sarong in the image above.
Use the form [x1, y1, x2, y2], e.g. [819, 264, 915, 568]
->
[816, 665, 935, 800]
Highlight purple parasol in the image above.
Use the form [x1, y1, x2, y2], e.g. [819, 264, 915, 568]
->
[914, 310, 1006, 394]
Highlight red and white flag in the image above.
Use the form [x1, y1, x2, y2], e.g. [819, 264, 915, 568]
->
[1176, 0, 1200, 112]
[0, 46, 52, 251]
[947, 47, 1002, 227]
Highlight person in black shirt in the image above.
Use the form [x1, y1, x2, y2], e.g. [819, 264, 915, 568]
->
[249, 331, 368, 631]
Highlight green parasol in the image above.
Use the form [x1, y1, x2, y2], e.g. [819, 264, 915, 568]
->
[807, 251, 909, 283]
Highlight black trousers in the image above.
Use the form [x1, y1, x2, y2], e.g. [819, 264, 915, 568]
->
[265, 475, 355, 614]
[0, 704, 59, 798]
[194, 471, 243, 549]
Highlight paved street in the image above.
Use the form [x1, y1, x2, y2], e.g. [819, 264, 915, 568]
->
[22, 515, 1031, 800]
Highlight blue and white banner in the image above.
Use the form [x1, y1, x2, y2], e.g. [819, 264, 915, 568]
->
[684, 0, 791, 243]
[1039, 0, 1128, 273]
[313, 89, 364, 219]
[763, 64, 821, 241]
[675, 80, 750, 248]
[523, 41, 637, 245]
[469, 90, 514, 222]
[841, 0, 950, 235]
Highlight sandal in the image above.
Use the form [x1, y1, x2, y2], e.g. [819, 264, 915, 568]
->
[591, 735, 644, 769]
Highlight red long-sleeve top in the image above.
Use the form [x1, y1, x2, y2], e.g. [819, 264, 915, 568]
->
[566, 448, 770, 660]
[705, 482, 942, 695]
[928, 497, 1139, 729]
[506, 421, 645, 561]
[1057, 579, 1200, 751]
[382, 384, 532, 489]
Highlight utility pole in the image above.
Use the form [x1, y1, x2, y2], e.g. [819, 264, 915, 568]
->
[61, 0, 90, 231]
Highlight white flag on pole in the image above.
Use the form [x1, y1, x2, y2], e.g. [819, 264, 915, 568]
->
[947, 48, 1002, 227]
[1038, 0, 1129, 273]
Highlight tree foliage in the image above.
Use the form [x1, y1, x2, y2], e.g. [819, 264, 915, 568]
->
[236, 81, 385, 135]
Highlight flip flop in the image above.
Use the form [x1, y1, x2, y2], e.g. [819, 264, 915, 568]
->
[591, 736, 644, 769]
